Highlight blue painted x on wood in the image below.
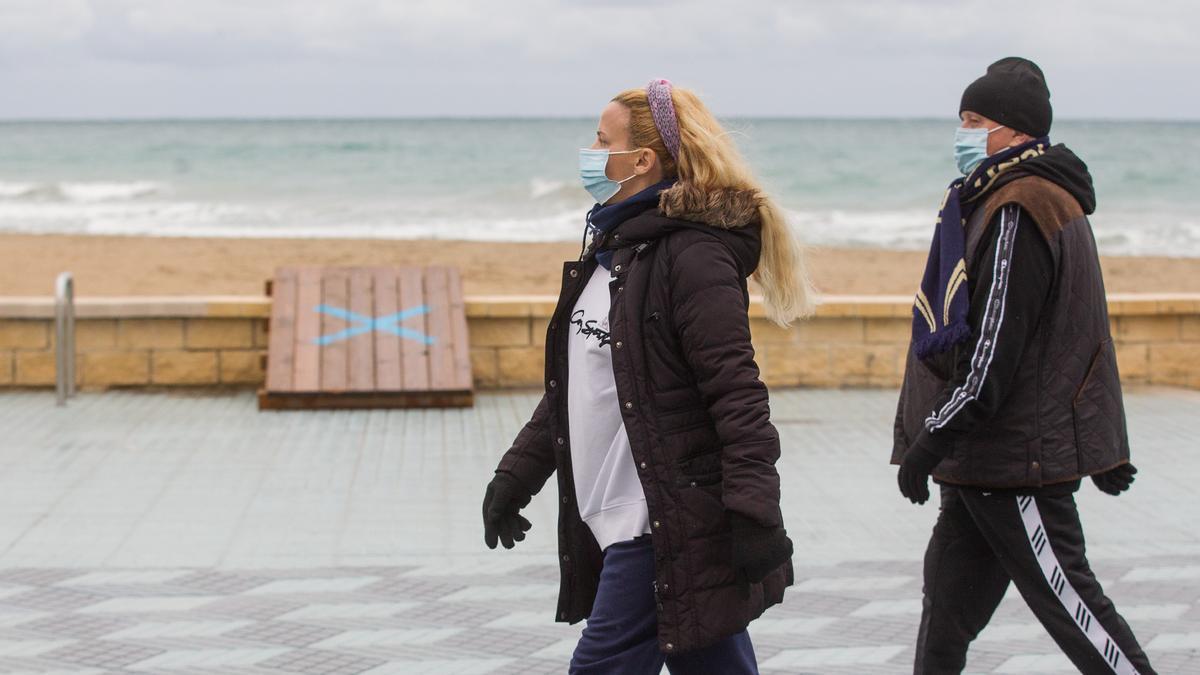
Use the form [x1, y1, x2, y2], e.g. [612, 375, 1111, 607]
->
[312, 304, 436, 345]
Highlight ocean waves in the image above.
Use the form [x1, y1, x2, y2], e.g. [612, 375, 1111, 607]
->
[2, 193, 1197, 258]
[1, 118, 1197, 256]
[0, 180, 168, 203]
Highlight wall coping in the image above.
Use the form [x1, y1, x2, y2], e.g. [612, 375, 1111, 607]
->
[1, 293, 1198, 320]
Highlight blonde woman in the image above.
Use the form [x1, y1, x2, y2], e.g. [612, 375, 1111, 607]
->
[482, 79, 813, 673]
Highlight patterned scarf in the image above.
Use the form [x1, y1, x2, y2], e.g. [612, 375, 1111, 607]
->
[583, 180, 675, 269]
[912, 137, 1051, 358]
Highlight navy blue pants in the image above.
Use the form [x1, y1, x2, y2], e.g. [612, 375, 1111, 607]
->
[569, 536, 758, 674]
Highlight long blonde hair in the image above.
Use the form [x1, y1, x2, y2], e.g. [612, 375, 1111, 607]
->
[612, 86, 816, 326]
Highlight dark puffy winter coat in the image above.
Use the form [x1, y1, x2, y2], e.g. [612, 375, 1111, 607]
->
[495, 183, 792, 654]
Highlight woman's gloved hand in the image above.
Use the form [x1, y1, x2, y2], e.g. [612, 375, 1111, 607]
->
[482, 471, 533, 550]
[730, 513, 794, 598]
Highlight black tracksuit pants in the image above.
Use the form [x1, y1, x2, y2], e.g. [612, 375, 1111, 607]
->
[915, 486, 1155, 674]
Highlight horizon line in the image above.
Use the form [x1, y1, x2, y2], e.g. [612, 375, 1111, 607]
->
[1, 114, 1198, 124]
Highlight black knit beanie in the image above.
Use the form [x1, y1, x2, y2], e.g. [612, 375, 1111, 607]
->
[959, 57, 1052, 137]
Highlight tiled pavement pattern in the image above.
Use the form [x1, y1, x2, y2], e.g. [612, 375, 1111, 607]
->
[1, 387, 1197, 673]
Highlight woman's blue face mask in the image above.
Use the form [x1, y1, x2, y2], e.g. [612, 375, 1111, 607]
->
[579, 148, 641, 204]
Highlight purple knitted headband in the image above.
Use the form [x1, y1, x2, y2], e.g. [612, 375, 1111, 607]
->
[645, 79, 681, 160]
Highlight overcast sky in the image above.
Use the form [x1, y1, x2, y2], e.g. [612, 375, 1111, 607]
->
[1, 0, 1196, 120]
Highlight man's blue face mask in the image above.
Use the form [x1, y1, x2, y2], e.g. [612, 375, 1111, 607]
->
[579, 148, 641, 205]
[954, 124, 1006, 176]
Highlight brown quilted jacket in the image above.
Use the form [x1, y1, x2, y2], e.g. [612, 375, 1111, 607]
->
[893, 176, 1130, 488]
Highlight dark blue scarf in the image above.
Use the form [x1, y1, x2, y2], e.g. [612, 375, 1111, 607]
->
[913, 137, 1050, 358]
[584, 180, 675, 269]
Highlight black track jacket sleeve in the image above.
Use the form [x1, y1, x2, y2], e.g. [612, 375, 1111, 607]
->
[909, 204, 1055, 458]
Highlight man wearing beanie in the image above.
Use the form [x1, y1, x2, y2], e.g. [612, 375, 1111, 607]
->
[891, 57, 1157, 674]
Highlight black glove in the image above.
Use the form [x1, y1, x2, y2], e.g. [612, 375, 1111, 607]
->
[730, 513, 793, 599]
[898, 445, 942, 505]
[482, 472, 533, 550]
[1092, 463, 1137, 496]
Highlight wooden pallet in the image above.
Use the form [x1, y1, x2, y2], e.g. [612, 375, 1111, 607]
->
[258, 266, 474, 410]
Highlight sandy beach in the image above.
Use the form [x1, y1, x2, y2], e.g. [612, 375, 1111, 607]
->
[3, 233, 1198, 298]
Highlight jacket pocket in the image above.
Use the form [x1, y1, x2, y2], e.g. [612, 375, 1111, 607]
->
[677, 475, 727, 537]
[675, 450, 722, 487]
[1072, 338, 1128, 475]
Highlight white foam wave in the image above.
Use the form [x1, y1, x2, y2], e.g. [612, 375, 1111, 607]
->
[529, 178, 570, 200]
[789, 208, 934, 251]
[0, 180, 168, 203]
[58, 181, 167, 202]
[0, 199, 1196, 258]
[0, 182, 40, 199]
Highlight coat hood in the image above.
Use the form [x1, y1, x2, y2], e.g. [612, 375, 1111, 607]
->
[657, 182, 763, 230]
[999, 143, 1097, 215]
[602, 182, 764, 277]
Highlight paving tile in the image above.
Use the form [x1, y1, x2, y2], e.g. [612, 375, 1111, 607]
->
[224, 620, 342, 647]
[760, 644, 907, 668]
[278, 602, 421, 621]
[311, 628, 464, 649]
[993, 652, 1076, 673]
[258, 648, 386, 674]
[125, 647, 286, 670]
[3, 588, 106, 612]
[79, 596, 221, 614]
[246, 577, 381, 595]
[42, 640, 164, 669]
[101, 619, 253, 639]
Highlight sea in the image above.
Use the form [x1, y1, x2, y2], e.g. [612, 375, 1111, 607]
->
[1, 118, 1197, 256]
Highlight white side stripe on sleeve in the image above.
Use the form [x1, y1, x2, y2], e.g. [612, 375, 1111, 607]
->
[925, 204, 1021, 432]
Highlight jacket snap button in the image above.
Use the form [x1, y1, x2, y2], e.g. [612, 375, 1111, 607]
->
[562, 554, 570, 562]
[562, 496, 569, 504]
[652, 521, 660, 528]
[624, 401, 633, 409]
[662, 583, 669, 591]
[665, 643, 674, 651]
[639, 462, 647, 469]
[569, 269, 579, 278]
[556, 437, 565, 445]
[615, 341, 623, 349]
[549, 379, 557, 388]
[617, 286, 624, 293]
[1032, 461, 1040, 469]
[614, 265, 622, 272]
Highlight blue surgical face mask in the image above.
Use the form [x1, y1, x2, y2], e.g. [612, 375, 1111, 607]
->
[579, 148, 641, 205]
[954, 125, 1006, 176]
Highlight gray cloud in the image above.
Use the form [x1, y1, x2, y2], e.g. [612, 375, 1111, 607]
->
[0, 0, 1195, 119]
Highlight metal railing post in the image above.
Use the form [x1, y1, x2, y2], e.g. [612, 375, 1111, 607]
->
[55, 272, 76, 406]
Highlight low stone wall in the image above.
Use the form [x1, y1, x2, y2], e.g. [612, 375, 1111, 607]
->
[1, 294, 1197, 391]
[0, 297, 269, 388]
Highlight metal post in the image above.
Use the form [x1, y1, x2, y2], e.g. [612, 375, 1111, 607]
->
[55, 272, 76, 406]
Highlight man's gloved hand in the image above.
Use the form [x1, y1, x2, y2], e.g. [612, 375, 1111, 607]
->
[898, 445, 942, 505]
[1092, 463, 1137, 496]
[730, 513, 794, 599]
[482, 471, 533, 550]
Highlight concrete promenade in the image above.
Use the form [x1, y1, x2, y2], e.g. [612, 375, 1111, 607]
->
[0, 387, 1196, 673]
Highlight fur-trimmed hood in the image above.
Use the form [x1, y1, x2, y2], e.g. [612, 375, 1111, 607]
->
[602, 181, 764, 278]
[657, 182, 762, 230]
